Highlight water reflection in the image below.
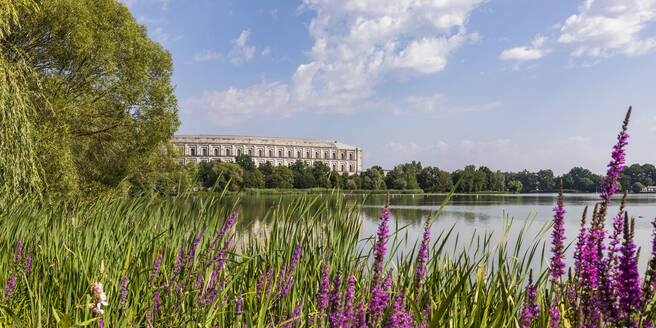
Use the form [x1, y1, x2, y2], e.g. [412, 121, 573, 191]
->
[218, 193, 656, 269]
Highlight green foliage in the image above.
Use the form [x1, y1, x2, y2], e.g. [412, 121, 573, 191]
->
[1, 0, 183, 198]
[267, 166, 294, 189]
[632, 181, 646, 193]
[507, 180, 523, 193]
[235, 154, 256, 171]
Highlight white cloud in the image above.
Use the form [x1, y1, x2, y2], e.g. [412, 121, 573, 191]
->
[193, 50, 222, 62]
[500, 35, 550, 61]
[184, 0, 486, 125]
[261, 46, 271, 56]
[558, 0, 656, 57]
[396, 94, 501, 117]
[229, 30, 257, 65]
[180, 81, 293, 126]
[651, 115, 656, 131]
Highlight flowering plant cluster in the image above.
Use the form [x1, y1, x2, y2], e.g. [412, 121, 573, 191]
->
[521, 107, 656, 328]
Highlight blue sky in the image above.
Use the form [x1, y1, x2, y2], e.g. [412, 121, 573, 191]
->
[122, 0, 656, 174]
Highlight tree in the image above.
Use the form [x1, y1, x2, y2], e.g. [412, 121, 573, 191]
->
[363, 166, 386, 190]
[536, 169, 556, 192]
[236, 155, 256, 171]
[632, 182, 646, 193]
[2, 0, 180, 196]
[508, 180, 523, 193]
[243, 170, 265, 188]
[267, 166, 294, 189]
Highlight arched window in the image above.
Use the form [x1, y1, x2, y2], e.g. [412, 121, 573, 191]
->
[332, 164, 336, 171]
[324, 152, 328, 159]
[332, 153, 336, 159]
[190, 148, 196, 156]
[349, 164, 353, 172]
[202, 148, 207, 156]
[226, 148, 231, 156]
[279, 150, 283, 157]
[341, 152, 344, 160]
[341, 164, 344, 172]
[297, 151, 302, 158]
[214, 149, 219, 156]
[288, 150, 292, 157]
[269, 150, 273, 157]
[349, 153, 353, 160]
[315, 152, 319, 159]
[306, 151, 310, 158]
[237, 149, 242, 156]
[248, 149, 252, 156]
[259, 149, 263, 157]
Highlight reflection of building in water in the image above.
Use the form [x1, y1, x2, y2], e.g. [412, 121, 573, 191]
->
[172, 135, 363, 175]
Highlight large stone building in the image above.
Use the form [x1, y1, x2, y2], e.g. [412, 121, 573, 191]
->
[172, 135, 363, 175]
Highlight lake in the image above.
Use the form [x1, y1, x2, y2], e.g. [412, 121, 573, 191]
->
[228, 192, 656, 271]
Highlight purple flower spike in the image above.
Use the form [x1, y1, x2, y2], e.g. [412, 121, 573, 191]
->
[151, 253, 162, 286]
[520, 272, 539, 328]
[3, 275, 16, 300]
[415, 213, 431, 300]
[235, 294, 243, 315]
[317, 264, 330, 319]
[98, 318, 104, 328]
[16, 240, 22, 263]
[617, 214, 642, 326]
[342, 276, 355, 325]
[550, 181, 566, 285]
[24, 254, 32, 275]
[121, 275, 128, 311]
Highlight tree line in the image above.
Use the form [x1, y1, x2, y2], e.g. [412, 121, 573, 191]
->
[193, 157, 656, 193]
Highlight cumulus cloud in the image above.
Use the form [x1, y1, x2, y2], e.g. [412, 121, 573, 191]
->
[261, 46, 271, 56]
[558, 0, 656, 57]
[180, 81, 292, 126]
[182, 0, 486, 125]
[193, 50, 222, 62]
[229, 30, 256, 65]
[500, 35, 550, 61]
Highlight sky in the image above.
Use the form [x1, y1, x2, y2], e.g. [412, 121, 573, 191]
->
[121, 0, 656, 174]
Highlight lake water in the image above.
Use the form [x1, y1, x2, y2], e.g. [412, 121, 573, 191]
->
[230, 193, 656, 271]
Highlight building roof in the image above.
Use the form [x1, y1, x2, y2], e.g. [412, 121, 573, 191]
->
[172, 135, 359, 150]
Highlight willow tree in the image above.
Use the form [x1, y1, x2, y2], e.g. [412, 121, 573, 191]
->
[0, 0, 43, 197]
[1, 0, 180, 196]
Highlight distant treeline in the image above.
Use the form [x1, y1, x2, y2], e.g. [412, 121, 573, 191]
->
[194, 156, 656, 193]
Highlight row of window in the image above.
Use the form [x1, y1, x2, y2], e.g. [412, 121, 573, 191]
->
[180, 145, 355, 161]
[181, 158, 356, 172]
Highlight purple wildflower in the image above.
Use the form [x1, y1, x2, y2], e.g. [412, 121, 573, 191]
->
[98, 318, 104, 328]
[24, 254, 31, 275]
[415, 213, 431, 300]
[328, 273, 342, 327]
[520, 272, 539, 328]
[236, 294, 243, 315]
[550, 181, 566, 284]
[342, 276, 355, 325]
[386, 291, 413, 328]
[353, 302, 366, 328]
[120, 276, 128, 312]
[187, 231, 205, 268]
[643, 218, 656, 307]
[617, 214, 642, 326]
[153, 290, 161, 312]
[151, 253, 162, 286]
[281, 305, 302, 328]
[16, 240, 22, 263]
[317, 264, 330, 321]
[3, 275, 15, 300]
[367, 274, 392, 327]
[372, 207, 391, 287]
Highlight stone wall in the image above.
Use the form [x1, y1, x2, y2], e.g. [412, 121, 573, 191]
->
[172, 135, 363, 175]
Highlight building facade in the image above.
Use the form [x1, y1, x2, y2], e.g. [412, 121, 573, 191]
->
[172, 135, 364, 175]
[642, 185, 656, 193]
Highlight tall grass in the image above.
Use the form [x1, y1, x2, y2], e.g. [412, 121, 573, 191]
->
[0, 188, 547, 327]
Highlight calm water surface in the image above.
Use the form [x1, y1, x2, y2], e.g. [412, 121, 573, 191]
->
[230, 193, 656, 270]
